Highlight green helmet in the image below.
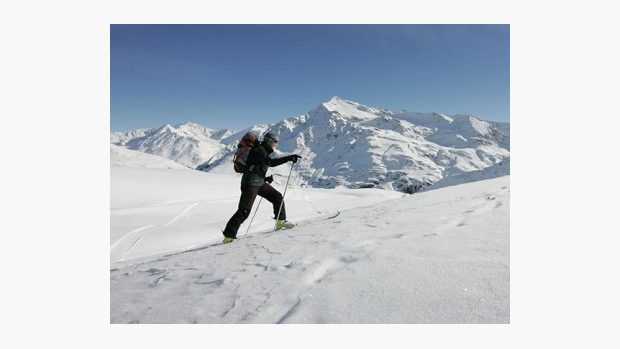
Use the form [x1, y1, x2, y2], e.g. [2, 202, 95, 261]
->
[263, 131, 279, 143]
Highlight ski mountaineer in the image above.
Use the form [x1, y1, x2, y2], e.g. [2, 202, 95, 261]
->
[222, 131, 302, 244]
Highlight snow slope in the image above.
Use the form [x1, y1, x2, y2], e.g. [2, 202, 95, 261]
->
[111, 164, 404, 263]
[111, 175, 509, 324]
[110, 144, 190, 170]
[426, 157, 510, 191]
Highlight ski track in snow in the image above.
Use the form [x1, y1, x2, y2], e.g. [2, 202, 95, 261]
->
[110, 177, 509, 324]
[111, 164, 403, 263]
[164, 202, 200, 226]
[112, 202, 202, 262]
[110, 225, 156, 252]
[111, 212, 386, 323]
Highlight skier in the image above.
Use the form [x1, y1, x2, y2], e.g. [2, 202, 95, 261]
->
[222, 131, 302, 243]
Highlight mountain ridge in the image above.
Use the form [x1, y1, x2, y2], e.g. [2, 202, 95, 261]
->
[111, 97, 509, 193]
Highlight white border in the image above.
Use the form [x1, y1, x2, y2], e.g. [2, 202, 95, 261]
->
[3, 0, 618, 348]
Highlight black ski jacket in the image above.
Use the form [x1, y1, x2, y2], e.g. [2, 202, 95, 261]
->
[241, 143, 292, 187]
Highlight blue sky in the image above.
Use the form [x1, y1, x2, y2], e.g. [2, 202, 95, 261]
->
[111, 24, 509, 132]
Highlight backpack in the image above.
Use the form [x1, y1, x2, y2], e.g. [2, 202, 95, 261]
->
[233, 132, 258, 173]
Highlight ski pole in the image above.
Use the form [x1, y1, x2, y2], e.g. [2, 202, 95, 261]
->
[243, 197, 263, 237]
[275, 161, 295, 228]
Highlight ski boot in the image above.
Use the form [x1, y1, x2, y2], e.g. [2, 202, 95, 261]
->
[275, 220, 295, 230]
[222, 236, 236, 244]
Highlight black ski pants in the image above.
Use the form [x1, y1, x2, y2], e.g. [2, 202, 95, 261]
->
[223, 183, 286, 238]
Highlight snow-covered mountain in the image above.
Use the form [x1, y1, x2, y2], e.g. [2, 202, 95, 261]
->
[111, 122, 235, 168]
[111, 97, 509, 193]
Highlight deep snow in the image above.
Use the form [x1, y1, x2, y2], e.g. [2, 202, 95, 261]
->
[111, 152, 404, 263]
[111, 165, 509, 323]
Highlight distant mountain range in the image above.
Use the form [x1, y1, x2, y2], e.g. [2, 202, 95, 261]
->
[111, 96, 509, 193]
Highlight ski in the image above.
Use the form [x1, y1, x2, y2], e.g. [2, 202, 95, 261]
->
[165, 209, 344, 255]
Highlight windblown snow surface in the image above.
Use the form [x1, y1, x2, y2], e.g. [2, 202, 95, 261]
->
[110, 154, 509, 323]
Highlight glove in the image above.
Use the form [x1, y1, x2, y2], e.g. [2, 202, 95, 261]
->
[288, 154, 302, 163]
[265, 175, 273, 183]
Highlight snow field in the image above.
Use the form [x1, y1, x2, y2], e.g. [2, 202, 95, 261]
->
[111, 174, 509, 323]
[111, 164, 403, 262]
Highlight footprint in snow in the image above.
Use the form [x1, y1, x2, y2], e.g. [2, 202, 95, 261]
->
[194, 277, 225, 287]
[149, 274, 167, 287]
[339, 255, 360, 264]
[142, 268, 166, 276]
